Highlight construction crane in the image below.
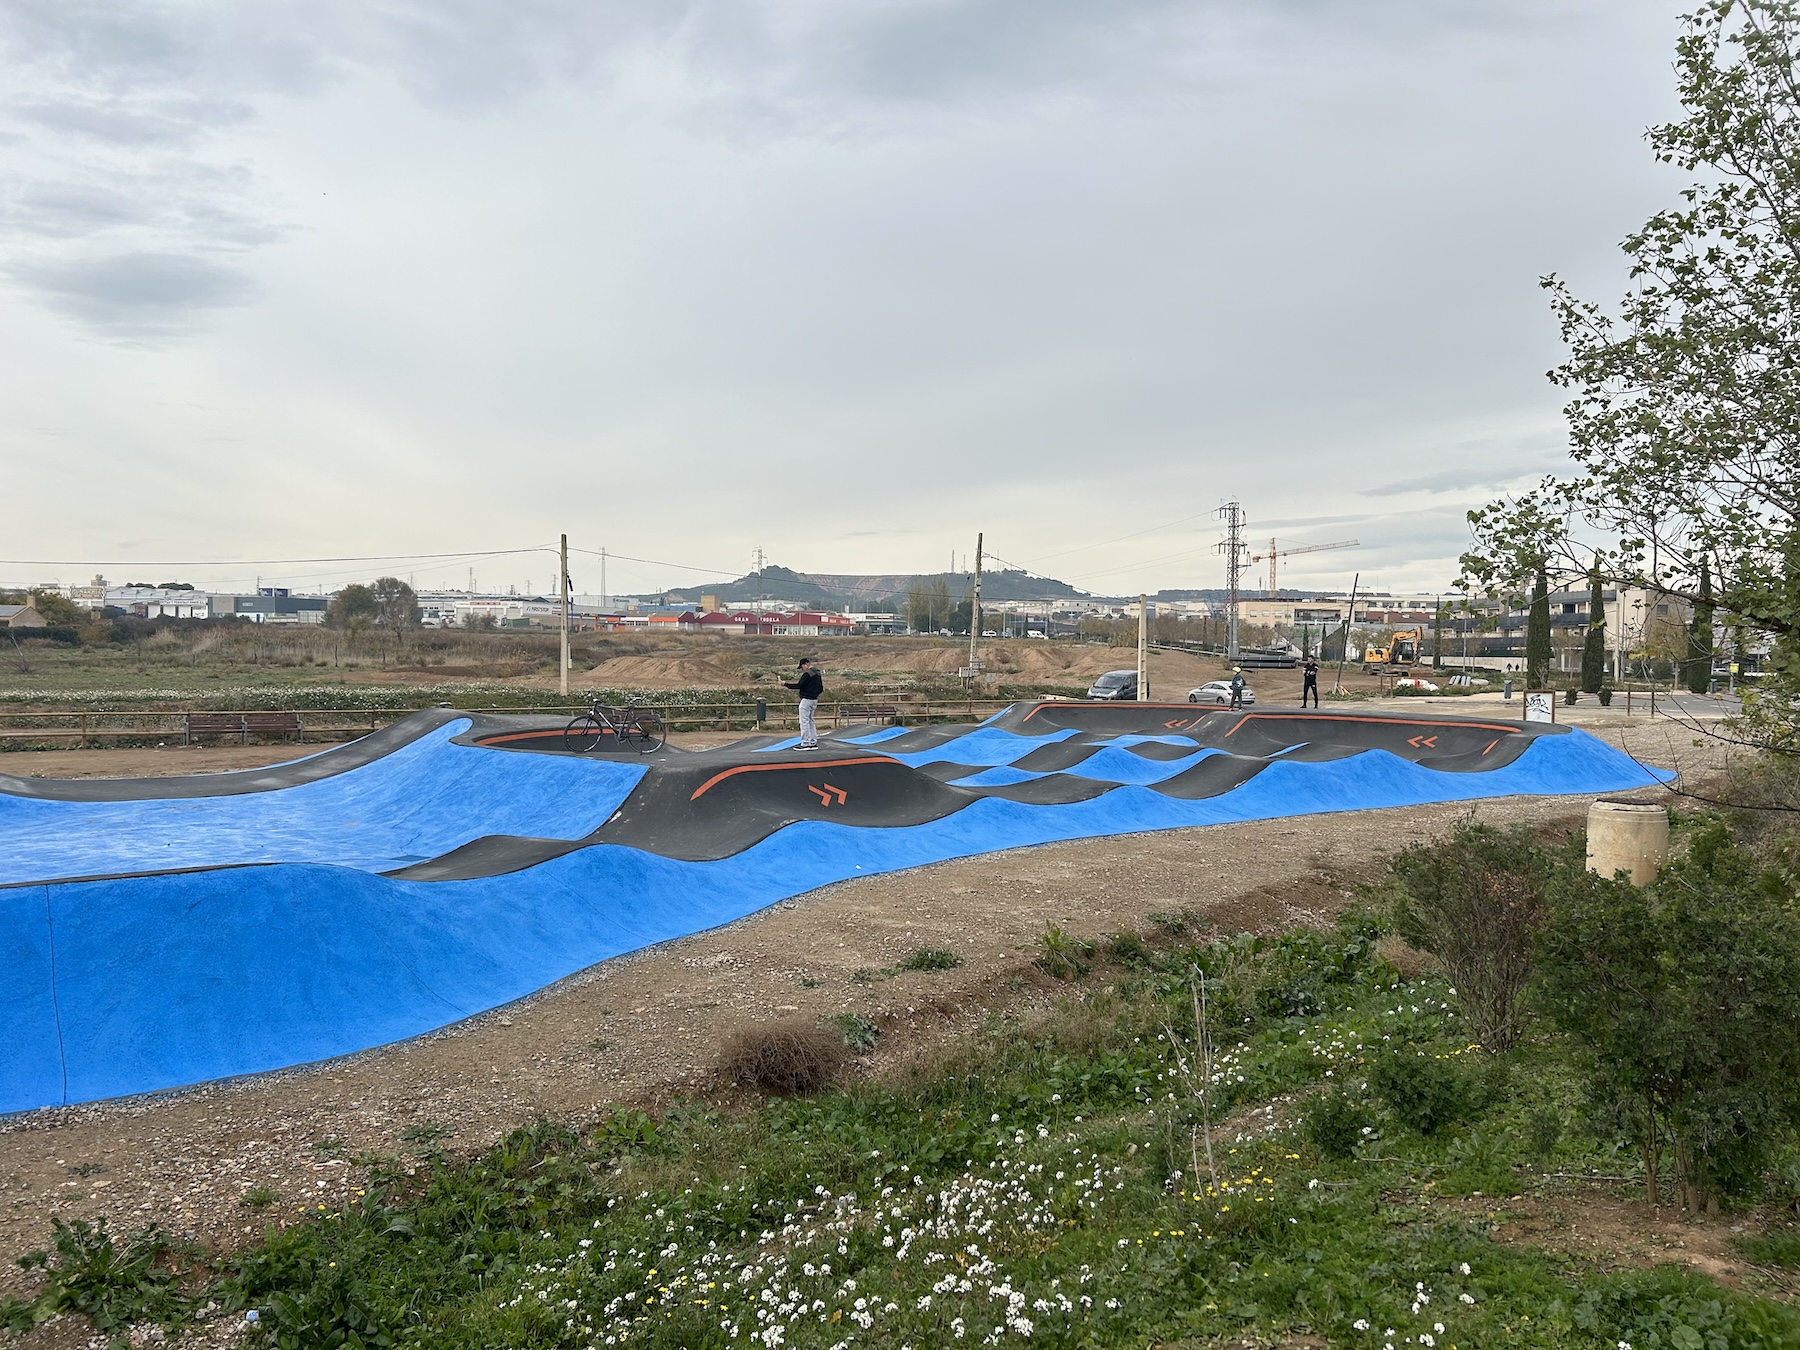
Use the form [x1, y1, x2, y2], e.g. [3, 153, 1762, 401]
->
[1248, 538, 1360, 598]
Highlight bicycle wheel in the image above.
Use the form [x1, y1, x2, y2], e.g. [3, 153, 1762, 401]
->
[562, 714, 606, 753]
[621, 708, 665, 753]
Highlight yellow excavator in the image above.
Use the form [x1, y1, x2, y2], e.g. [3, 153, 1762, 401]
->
[1362, 627, 1425, 672]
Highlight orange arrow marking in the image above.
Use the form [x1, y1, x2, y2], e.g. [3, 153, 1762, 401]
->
[807, 783, 849, 806]
[1405, 734, 1439, 749]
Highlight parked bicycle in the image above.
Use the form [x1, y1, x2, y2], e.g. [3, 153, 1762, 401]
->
[562, 696, 666, 754]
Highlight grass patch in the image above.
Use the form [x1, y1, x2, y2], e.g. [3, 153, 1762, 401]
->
[821, 1012, 881, 1053]
[898, 946, 961, 972]
[11, 799, 1797, 1349]
[8, 915, 1797, 1347]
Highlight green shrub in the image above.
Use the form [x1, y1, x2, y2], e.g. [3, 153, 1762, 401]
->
[1370, 1049, 1492, 1136]
[1440, 1127, 1519, 1196]
[1389, 817, 1561, 1050]
[1536, 819, 1800, 1207]
[1105, 930, 1152, 965]
[1303, 1089, 1372, 1160]
[822, 1012, 881, 1053]
[1035, 924, 1095, 980]
[899, 947, 961, 972]
[13, 1218, 183, 1334]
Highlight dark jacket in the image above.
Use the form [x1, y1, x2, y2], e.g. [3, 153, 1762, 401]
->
[785, 668, 824, 700]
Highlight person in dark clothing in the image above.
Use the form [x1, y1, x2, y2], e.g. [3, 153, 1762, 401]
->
[783, 657, 824, 749]
[1301, 656, 1320, 708]
[1228, 667, 1247, 709]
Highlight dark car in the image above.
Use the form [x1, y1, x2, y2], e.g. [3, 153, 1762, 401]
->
[1086, 669, 1139, 701]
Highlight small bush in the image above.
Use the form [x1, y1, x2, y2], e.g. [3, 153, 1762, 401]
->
[1105, 930, 1152, 966]
[1146, 909, 1198, 935]
[241, 1186, 279, 1209]
[1389, 817, 1559, 1050]
[899, 947, 961, 972]
[1440, 1127, 1519, 1196]
[720, 1021, 847, 1095]
[1369, 1049, 1491, 1136]
[593, 1108, 660, 1155]
[1035, 924, 1095, 980]
[1303, 1089, 1372, 1160]
[822, 1012, 880, 1053]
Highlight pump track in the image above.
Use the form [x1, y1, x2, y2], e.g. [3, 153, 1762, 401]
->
[0, 702, 1666, 1114]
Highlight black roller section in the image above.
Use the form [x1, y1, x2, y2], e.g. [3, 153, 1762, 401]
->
[1011, 741, 1104, 772]
[385, 834, 590, 882]
[1123, 739, 1208, 761]
[969, 773, 1117, 805]
[1148, 752, 1275, 800]
[917, 761, 991, 783]
[592, 749, 979, 862]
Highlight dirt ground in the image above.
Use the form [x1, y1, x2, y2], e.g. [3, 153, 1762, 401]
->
[0, 717, 1717, 1311]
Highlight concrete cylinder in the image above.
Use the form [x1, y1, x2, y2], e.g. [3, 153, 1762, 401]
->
[1586, 801, 1669, 886]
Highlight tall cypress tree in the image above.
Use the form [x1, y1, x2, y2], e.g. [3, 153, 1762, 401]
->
[1686, 558, 1715, 693]
[1581, 569, 1607, 693]
[1526, 567, 1552, 689]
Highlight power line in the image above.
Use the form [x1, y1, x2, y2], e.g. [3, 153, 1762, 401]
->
[566, 547, 740, 576]
[1021, 507, 1221, 568]
[0, 546, 552, 568]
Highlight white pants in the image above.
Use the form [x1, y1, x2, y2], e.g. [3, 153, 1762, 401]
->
[798, 698, 819, 746]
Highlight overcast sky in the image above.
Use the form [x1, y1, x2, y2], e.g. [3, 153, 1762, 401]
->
[1, 1, 1685, 599]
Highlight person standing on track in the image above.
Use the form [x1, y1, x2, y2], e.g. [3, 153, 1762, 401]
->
[1228, 666, 1247, 710]
[784, 656, 824, 750]
[1301, 655, 1320, 707]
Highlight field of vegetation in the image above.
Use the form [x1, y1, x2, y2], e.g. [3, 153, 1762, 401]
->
[4, 799, 1797, 1349]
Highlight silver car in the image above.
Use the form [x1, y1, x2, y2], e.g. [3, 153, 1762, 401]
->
[1188, 679, 1254, 706]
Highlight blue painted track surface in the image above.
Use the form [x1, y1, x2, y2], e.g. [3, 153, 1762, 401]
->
[0, 720, 647, 884]
[0, 713, 1663, 1113]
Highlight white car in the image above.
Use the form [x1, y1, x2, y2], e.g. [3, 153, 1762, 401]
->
[1188, 680, 1255, 706]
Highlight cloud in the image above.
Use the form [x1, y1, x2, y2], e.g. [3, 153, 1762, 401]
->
[8, 250, 257, 335]
[1360, 463, 1545, 497]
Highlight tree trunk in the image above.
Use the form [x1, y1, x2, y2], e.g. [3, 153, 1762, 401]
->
[1581, 570, 1606, 693]
[1526, 568, 1552, 690]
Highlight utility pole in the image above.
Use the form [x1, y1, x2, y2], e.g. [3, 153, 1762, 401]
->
[1215, 501, 1247, 665]
[600, 546, 607, 613]
[1333, 573, 1361, 695]
[1137, 593, 1148, 700]
[559, 533, 570, 697]
[966, 532, 984, 679]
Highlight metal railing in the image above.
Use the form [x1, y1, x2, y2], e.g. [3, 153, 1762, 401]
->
[0, 697, 1023, 748]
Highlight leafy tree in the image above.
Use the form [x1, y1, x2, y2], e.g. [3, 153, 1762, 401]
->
[1525, 568, 1551, 689]
[1581, 569, 1608, 693]
[1536, 821, 1800, 1209]
[325, 584, 377, 631]
[370, 576, 420, 629]
[905, 578, 951, 633]
[1687, 557, 1715, 693]
[27, 591, 83, 627]
[1463, 1, 1800, 748]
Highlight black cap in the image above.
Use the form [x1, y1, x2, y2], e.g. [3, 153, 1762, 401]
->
[798, 657, 814, 667]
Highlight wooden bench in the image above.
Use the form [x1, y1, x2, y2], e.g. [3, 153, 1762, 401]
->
[182, 712, 306, 745]
[833, 703, 902, 727]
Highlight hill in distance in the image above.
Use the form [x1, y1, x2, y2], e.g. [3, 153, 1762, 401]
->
[642, 564, 1089, 609]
